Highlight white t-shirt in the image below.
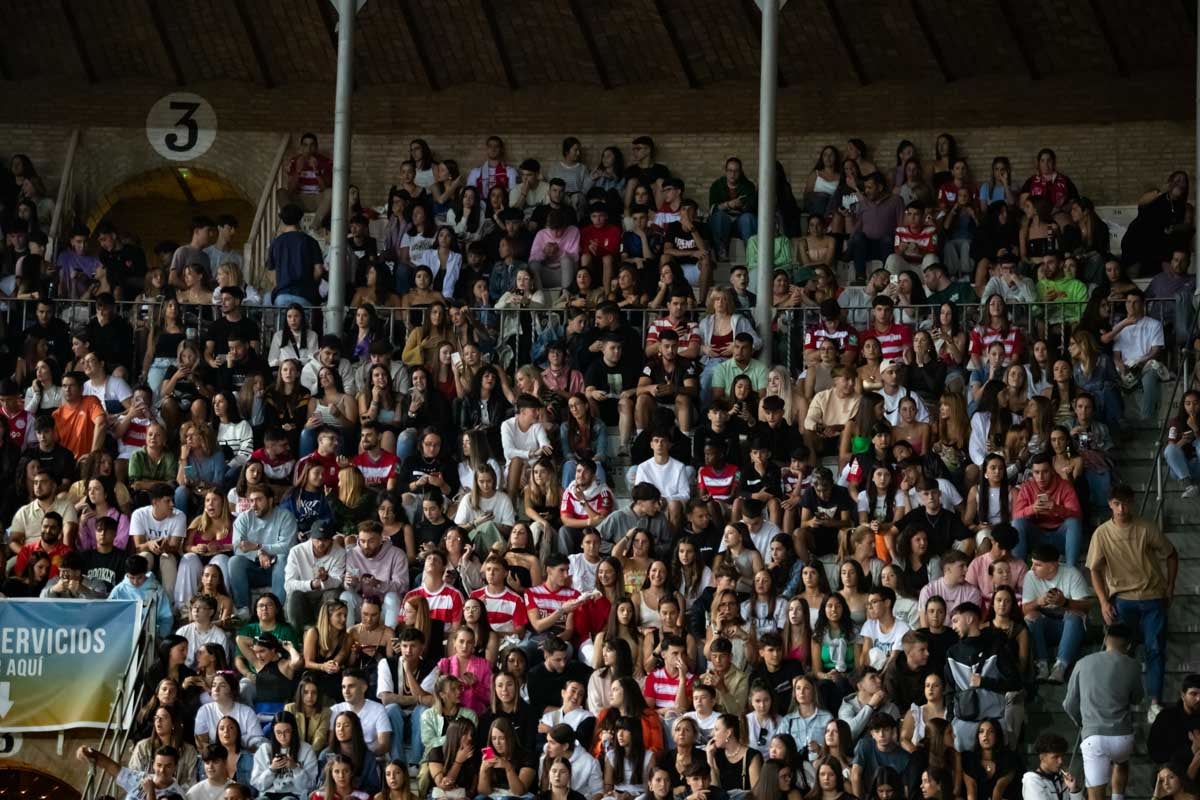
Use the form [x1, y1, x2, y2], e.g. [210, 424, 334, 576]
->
[130, 507, 188, 541]
[84, 375, 132, 411]
[500, 418, 552, 463]
[633, 457, 691, 501]
[188, 780, 232, 800]
[569, 553, 601, 594]
[176, 622, 231, 666]
[881, 387, 929, 425]
[1113, 316, 1165, 364]
[683, 709, 720, 744]
[742, 597, 787, 636]
[453, 491, 516, 527]
[1021, 565, 1092, 617]
[195, 701, 263, 746]
[905, 479, 963, 512]
[860, 617, 911, 661]
[857, 490, 908, 520]
[116, 768, 184, 800]
[330, 699, 392, 747]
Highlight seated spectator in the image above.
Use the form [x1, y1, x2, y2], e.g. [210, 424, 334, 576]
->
[637, 327, 700, 435]
[250, 710, 319, 798]
[1086, 484, 1177, 721]
[1021, 543, 1093, 685]
[1036, 252, 1088, 333]
[850, 712, 911, 799]
[1019, 148, 1079, 226]
[229, 486, 298, 618]
[341, 520, 408, 627]
[557, 459, 615, 555]
[1021, 732, 1082, 800]
[1012, 453, 1083, 565]
[583, 334, 639, 454]
[944, 602, 1020, 750]
[75, 742, 186, 800]
[53, 370, 107, 460]
[1105, 288, 1168, 419]
[885, 202, 938, 275]
[961, 718, 1020, 800]
[848, 172, 904, 283]
[329, 670, 391, 758]
[884, 631, 933, 729]
[708, 157, 758, 260]
[1147, 674, 1200, 766]
[175, 422, 227, 517]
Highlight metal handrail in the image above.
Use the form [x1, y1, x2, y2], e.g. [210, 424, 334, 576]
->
[1138, 304, 1200, 520]
[242, 133, 292, 289]
[45, 128, 80, 263]
[79, 597, 160, 800]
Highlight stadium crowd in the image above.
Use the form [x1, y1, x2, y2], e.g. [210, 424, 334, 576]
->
[0, 132, 1195, 800]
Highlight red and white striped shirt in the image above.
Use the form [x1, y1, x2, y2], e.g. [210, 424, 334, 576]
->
[405, 583, 464, 625]
[525, 583, 581, 624]
[470, 586, 528, 634]
[643, 668, 695, 709]
[645, 317, 701, 351]
[560, 483, 615, 523]
[969, 325, 1025, 361]
[697, 464, 738, 503]
[860, 323, 913, 362]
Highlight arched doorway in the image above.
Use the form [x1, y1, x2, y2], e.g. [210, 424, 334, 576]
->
[0, 764, 82, 798]
[87, 166, 254, 269]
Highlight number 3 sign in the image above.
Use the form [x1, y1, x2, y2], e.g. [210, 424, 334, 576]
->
[146, 92, 217, 161]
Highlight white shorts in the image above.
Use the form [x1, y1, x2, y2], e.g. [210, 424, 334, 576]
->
[1080, 733, 1135, 787]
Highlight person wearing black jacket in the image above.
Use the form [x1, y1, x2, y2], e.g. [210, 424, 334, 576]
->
[898, 479, 974, 556]
[396, 427, 460, 521]
[944, 601, 1021, 751]
[524, 636, 592, 719]
[85, 293, 136, 378]
[1148, 673, 1200, 765]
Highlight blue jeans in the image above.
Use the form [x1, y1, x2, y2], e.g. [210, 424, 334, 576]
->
[1136, 366, 1163, 419]
[386, 703, 425, 764]
[1114, 596, 1166, 701]
[847, 232, 888, 282]
[229, 554, 287, 611]
[272, 292, 311, 308]
[710, 210, 757, 247]
[1026, 612, 1085, 668]
[1013, 517, 1083, 565]
[1084, 470, 1112, 515]
[1164, 443, 1200, 482]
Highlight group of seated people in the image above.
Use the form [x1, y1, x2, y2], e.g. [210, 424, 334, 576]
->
[0, 136, 1193, 800]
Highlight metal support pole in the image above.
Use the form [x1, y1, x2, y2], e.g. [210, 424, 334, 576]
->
[326, 0, 355, 337]
[754, 0, 780, 364]
[1194, 5, 1199, 305]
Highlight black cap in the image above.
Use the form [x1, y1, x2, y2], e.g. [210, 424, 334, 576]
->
[308, 521, 332, 540]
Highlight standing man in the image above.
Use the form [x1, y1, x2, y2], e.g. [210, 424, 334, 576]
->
[1063, 623, 1143, 800]
[1086, 483, 1177, 722]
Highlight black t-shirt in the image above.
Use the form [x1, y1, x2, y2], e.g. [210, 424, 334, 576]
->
[163, 362, 214, 408]
[682, 525, 722, 568]
[531, 203, 578, 231]
[641, 356, 698, 402]
[412, 518, 451, 551]
[897, 506, 972, 556]
[428, 745, 481, 793]
[207, 315, 260, 358]
[759, 421, 802, 466]
[584, 359, 639, 398]
[747, 659, 806, 718]
[741, 462, 782, 499]
[799, 485, 856, 556]
[665, 221, 707, 257]
[23, 319, 72, 366]
[86, 316, 135, 373]
[19, 445, 77, 486]
[80, 548, 127, 593]
[216, 349, 270, 393]
[692, 423, 743, 468]
[625, 163, 671, 194]
[485, 750, 537, 792]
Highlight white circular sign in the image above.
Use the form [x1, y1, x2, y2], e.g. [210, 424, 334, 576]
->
[146, 93, 217, 161]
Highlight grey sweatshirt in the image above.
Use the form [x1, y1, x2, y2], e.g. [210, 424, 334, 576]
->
[1063, 649, 1144, 737]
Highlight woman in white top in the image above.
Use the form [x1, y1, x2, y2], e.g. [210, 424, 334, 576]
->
[250, 710, 319, 798]
[81, 352, 132, 415]
[445, 185, 489, 246]
[210, 262, 262, 307]
[416, 225, 463, 298]
[24, 358, 63, 414]
[175, 593, 231, 666]
[453, 464, 516, 554]
[900, 672, 948, 752]
[214, 391, 254, 485]
[400, 205, 437, 266]
[741, 568, 788, 638]
[269, 304, 320, 368]
[633, 560, 683, 631]
[194, 671, 265, 750]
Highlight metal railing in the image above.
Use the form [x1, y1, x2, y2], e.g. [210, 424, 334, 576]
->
[45, 128, 81, 264]
[241, 133, 292, 289]
[79, 597, 159, 800]
[1139, 304, 1200, 520]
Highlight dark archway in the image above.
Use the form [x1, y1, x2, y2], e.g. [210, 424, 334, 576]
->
[85, 166, 254, 270]
[0, 764, 83, 798]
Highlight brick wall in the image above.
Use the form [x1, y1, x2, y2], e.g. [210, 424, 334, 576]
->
[0, 72, 1194, 220]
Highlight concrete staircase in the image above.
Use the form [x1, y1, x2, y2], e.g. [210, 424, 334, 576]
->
[1026, 401, 1187, 796]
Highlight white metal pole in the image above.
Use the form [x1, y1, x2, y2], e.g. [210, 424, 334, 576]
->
[327, 0, 355, 336]
[754, 0, 780, 364]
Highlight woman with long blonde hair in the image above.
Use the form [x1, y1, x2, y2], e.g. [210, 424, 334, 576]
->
[930, 392, 969, 487]
[698, 286, 761, 405]
[332, 466, 374, 537]
[1069, 328, 1122, 428]
[760, 366, 798, 427]
[302, 599, 351, 702]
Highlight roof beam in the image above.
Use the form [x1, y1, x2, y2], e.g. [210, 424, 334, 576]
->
[910, 0, 953, 82]
[823, 0, 868, 86]
[233, 0, 275, 88]
[569, 0, 612, 90]
[146, 0, 187, 86]
[314, 0, 339, 54]
[1088, 0, 1127, 77]
[59, 0, 97, 84]
[997, 0, 1040, 80]
[400, 0, 440, 91]
[653, 0, 699, 89]
[480, 0, 518, 90]
[740, 0, 788, 88]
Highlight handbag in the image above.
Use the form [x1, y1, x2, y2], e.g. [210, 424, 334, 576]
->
[954, 663, 984, 721]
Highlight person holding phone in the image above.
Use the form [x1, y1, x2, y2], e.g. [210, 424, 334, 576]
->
[1012, 453, 1083, 565]
[707, 157, 758, 262]
[1164, 390, 1200, 497]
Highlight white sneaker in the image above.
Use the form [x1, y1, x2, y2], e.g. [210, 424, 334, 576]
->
[1149, 702, 1164, 724]
[1149, 359, 1173, 382]
[1048, 663, 1067, 685]
[1183, 484, 1200, 499]
[1034, 660, 1050, 681]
